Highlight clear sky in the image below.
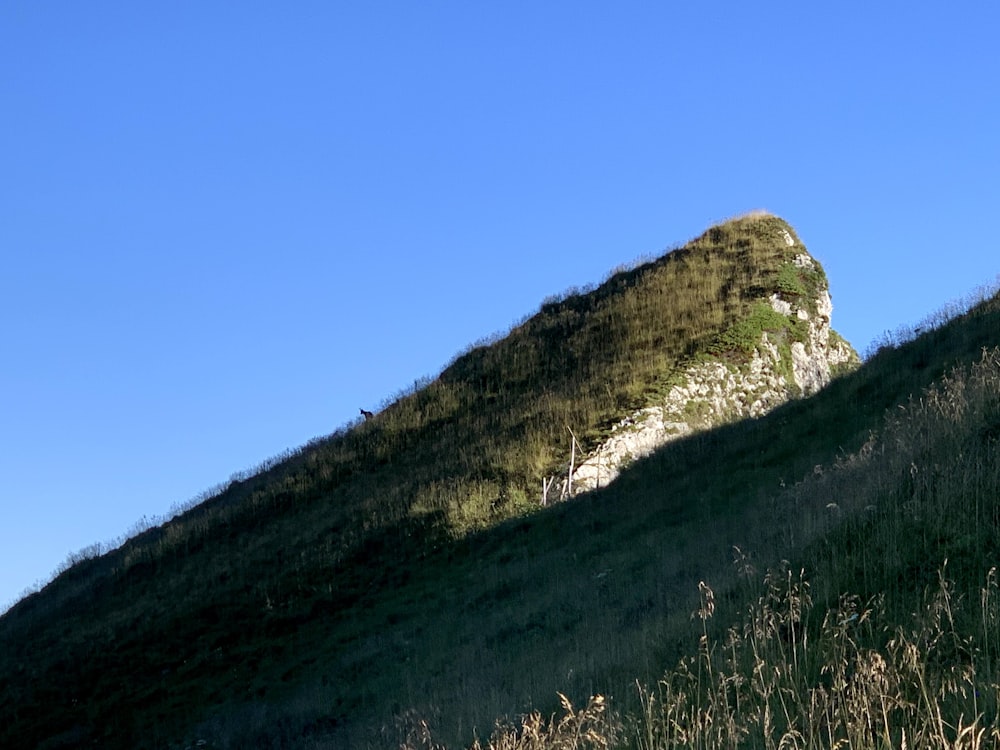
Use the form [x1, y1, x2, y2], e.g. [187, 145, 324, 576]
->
[2, 3, 998, 611]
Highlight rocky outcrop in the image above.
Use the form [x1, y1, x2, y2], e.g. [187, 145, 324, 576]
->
[553, 251, 858, 499]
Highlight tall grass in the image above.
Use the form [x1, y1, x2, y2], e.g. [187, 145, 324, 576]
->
[630, 563, 1000, 749]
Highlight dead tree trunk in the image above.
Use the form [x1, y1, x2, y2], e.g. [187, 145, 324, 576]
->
[541, 476, 556, 506]
[561, 427, 579, 501]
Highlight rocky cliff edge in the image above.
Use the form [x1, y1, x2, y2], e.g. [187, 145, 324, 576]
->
[555, 234, 858, 499]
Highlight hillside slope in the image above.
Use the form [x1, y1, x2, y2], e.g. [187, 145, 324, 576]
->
[0, 214, 872, 748]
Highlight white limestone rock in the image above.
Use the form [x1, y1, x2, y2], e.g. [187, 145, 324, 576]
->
[552, 252, 858, 499]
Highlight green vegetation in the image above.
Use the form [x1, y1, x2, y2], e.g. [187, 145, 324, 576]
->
[708, 301, 806, 358]
[3, 213, 999, 749]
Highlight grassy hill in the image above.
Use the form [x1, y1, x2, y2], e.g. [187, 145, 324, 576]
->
[2, 214, 998, 749]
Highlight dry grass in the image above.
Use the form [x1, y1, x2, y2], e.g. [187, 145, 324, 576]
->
[397, 564, 1000, 750]
[392, 694, 621, 750]
[631, 564, 1000, 750]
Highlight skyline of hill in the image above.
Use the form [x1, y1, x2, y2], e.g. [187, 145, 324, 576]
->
[3, 215, 1000, 749]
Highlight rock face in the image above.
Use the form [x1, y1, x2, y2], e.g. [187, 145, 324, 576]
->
[555, 251, 858, 499]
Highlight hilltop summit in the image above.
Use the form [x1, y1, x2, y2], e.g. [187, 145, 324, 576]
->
[562, 218, 858, 495]
[437, 211, 858, 510]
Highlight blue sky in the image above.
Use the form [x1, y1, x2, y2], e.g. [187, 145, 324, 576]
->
[2, 3, 998, 611]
